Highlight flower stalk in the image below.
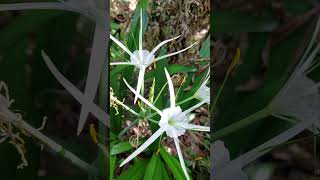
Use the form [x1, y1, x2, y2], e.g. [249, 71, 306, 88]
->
[19, 119, 101, 177]
[211, 108, 270, 142]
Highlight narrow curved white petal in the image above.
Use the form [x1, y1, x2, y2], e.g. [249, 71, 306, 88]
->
[149, 35, 181, 57]
[77, 23, 108, 135]
[173, 137, 190, 180]
[110, 62, 134, 66]
[184, 101, 206, 115]
[204, 69, 210, 85]
[41, 51, 109, 127]
[302, 81, 320, 96]
[164, 68, 176, 108]
[120, 128, 165, 167]
[134, 67, 145, 104]
[0, 134, 8, 143]
[297, 43, 320, 76]
[155, 42, 197, 61]
[123, 78, 163, 116]
[282, 43, 320, 93]
[297, 16, 320, 68]
[110, 35, 136, 59]
[110, 62, 133, 66]
[180, 124, 210, 132]
[230, 118, 314, 169]
[139, 9, 143, 63]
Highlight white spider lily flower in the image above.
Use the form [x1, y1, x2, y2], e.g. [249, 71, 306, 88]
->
[194, 70, 210, 104]
[110, 10, 196, 103]
[121, 68, 209, 180]
[214, 17, 320, 179]
[268, 16, 320, 133]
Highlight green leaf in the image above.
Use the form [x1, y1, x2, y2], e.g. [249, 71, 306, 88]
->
[143, 154, 170, 180]
[145, 65, 197, 80]
[127, 5, 149, 52]
[111, 142, 134, 156]
[167, 65, 197, 73]
[199, 35, 210, 58]
[212, 10, 278, 33]
[137, 0, 150, 9]
[159, 148, 188, 180]
[116, 160, 148, 180]
[110, 156, 116, 180]
[154, 47, 168, 109]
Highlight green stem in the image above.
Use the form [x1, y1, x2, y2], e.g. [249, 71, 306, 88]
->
[148, 112, 159, 118]
[146, 117, 159, 124]
[153, 82, 167, 104]
[211, 108, 270, 142]
[117, 117, 158, 139]
[176, 95, 195, 106]
[112, 96, 140, 117]
[17, 120, 100, 177]
[210, 73, 229, 115]
[118, 118, 139, 138]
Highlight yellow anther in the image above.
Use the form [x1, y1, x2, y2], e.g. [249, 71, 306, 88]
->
[152, 59, 157, 69]
[89, 124, 98, 144]
[194, 156, 203, 161]
[211, 48, 241, 114]
[227, 48, 240, 75]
